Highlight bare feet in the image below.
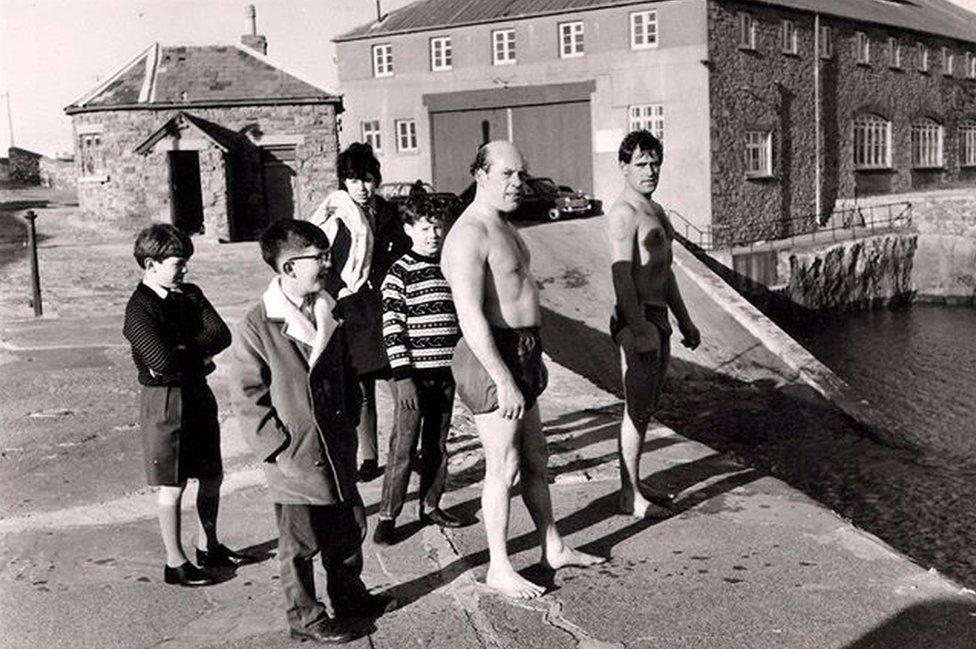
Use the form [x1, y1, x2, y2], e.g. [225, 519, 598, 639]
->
[619, 491, 671, 519]
[485, 565, 546, 599]
[542, 544, 606, 570]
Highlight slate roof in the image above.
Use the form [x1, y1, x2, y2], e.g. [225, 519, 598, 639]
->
[333, 0, 976, 44]
[66, 43, 340, 114]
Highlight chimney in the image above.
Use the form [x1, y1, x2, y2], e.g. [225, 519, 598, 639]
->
[241, 5, 268, 55]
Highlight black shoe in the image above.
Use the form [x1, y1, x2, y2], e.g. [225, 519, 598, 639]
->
[357, 460, 382, 482]
[289, 619, 354, 644]
[372, 519, 396, 546]
[163, 561, 214, 587]
[196, 544, 252, 568]
[334, 592, 397, 620]
[419, 508, 464, 528]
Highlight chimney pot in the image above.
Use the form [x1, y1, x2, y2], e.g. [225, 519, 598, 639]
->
[241, 5, 267, 55]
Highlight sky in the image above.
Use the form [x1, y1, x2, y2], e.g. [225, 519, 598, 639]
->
[1, 0, 975, 157]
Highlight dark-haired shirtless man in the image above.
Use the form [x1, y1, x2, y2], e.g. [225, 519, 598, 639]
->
[605, 130, 701, 519]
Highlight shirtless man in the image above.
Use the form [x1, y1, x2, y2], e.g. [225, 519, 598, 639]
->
[443, 141, 605, 599]
[606, 130, 701, 519]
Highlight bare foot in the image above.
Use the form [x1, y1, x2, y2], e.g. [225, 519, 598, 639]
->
[619, 491, 671, 519]
[542, 544, 606, 570]
[485, 565, 546, 599]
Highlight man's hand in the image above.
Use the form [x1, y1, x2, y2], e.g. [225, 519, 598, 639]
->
[679, 320, 701, 350]
[495, 376, 526, 421]
[396, 378, 418, 411]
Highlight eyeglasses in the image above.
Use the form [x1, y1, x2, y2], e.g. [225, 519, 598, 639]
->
[285, 251, 331, 265]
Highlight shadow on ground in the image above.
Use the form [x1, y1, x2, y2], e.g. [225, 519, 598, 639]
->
[843, 598, 976, 648]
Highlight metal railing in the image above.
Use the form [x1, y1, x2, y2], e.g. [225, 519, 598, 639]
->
[668, 201, 913, 252]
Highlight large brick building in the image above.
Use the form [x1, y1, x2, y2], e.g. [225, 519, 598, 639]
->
[65, 8, 343, 241]
[334, 0, 976, 246]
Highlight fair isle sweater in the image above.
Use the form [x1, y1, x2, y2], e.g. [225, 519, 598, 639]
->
[381, 251, 460, 380]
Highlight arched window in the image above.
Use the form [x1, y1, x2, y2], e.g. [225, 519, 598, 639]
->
[910, 118, 943, 168]
[960, 121, 976, 168]
[853, 114, 891, 169]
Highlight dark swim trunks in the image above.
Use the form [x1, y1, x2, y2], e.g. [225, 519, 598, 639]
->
[452, 326, 549, 415]
[610, 305, 672, 430]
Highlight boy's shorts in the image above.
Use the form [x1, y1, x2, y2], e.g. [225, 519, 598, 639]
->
[139, 379, 223, 486]
[452, 327, 548, 415]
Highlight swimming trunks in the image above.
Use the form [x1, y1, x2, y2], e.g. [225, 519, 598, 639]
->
[452, 326, 548, 415]
[610, 304, 671, 430]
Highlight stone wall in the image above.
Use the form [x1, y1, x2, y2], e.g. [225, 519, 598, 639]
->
[38, 157, 77, 190]
[707, 0, 976, 247]
[70, 103, 340, 239]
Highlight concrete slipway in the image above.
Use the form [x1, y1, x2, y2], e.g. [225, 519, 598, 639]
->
[1, 213, 975, 648]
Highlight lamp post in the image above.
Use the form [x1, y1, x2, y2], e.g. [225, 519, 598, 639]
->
[25, 210, 42, 317]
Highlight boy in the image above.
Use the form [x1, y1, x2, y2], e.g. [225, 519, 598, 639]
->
[123, 223, 245, 588]
[229, 219, 390, 644]
[373, 196, 464, 545]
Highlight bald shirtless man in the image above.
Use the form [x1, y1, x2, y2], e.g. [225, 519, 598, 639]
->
[606, 130, 701, 519]
[443, 141, 605, 599]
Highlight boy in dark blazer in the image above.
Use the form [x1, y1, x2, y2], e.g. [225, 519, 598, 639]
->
[229, 219, 391, 644]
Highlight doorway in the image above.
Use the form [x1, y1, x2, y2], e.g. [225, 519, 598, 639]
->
[168, 151, 204, 234]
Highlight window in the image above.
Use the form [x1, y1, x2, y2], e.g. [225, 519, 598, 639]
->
[942, 47, 954, 76]
[855, 32, 870, 65]
[911, 119, 943, 168]
[738, 12, 756, 50]
[967, 52, 976, 79]
[372, 43, 393, 77]
[917, 42, 929, 72]
[960, 122, 976, 167]
[559, 21, 584, 58]
[430, 36, 452, 71]
[888, 37, 901, 69]
[744, 130, 773, 177]
[78, 133, 103, 176]
[361, 120, 381, 152]
[630, 10, 658, 49]
[819, 24, 833, 59]
[781, 20, 797, 55]
[853, 114, 891, 169]
[492, 29, 516, 65]
[395, 119, 417, 153]
[628, 104, 665, 142]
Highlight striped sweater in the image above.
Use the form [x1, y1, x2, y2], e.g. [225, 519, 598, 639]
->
[381, 251, 460, 380]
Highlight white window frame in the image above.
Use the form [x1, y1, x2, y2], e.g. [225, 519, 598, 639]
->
[395, 119, 418, 153]
[781, 20, 798, 55]
[942, 47, 954, 76]
[492, 29, 516, 65]
[78, 132, 104, 177]
[967, 51, 976, 79]
[853, 114, 891, 169]
[917, 42, 929, 72]
[628, 104, 665, 142]
[361, 120, 382, 152]
[888, 37, 901, 69]
[430, 36, 452, 71]
[819, 24, 833, 59]
[738, 12, 756, 50]
[960, 122, 976, 167]
[911, 119, 943, 169]
[744, 130, 773, 177]
[630, 10, 658, 50]
[855, 32, 870, 65]
[372, 43, 393, 78]
[559, 21, 584, 58]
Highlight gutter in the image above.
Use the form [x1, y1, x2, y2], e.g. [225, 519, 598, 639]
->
[65, 96, 343, 115]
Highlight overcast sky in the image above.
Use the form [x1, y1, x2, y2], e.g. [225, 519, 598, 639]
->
[1, 0, 975, 156]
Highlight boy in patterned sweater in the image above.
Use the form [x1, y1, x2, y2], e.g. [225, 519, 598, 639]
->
[373, 195, 465, 545]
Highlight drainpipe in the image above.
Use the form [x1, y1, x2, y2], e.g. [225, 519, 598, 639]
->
[814, 13, 822, 223]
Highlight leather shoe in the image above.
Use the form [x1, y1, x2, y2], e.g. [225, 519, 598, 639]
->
[372, 519, 396, 546]
[419, 508, 464, 528]
[163, 561, 214, 587]
[196, 544, 252, 568]
[289, 619, 354, 644]
[334, 592, 396, 619]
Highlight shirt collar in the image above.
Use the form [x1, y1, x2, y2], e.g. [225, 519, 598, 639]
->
[142, 280, 171, 299]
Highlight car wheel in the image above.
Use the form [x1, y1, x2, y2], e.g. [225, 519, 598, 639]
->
[547, 207, 562, 221]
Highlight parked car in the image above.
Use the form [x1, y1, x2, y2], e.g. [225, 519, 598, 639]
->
[378, 181, 460, 219]
[456, 176, 594, 221]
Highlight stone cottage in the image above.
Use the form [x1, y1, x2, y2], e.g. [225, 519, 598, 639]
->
[64, 8, 343, 241]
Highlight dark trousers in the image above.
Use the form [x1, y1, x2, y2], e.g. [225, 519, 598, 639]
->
[274, 503, 368, 630]
[378, 372, 455, 520]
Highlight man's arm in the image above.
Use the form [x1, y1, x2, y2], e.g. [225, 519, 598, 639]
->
[606, 204, 658, 352]
[442, 223, 525, 419]
[228, 319, 290, 462]
[666, 270, 700, 350]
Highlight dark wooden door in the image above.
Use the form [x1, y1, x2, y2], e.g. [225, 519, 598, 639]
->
[262, 145, 298, 226]
[168, 151, 204, 234]
[431, 108, 508, 194]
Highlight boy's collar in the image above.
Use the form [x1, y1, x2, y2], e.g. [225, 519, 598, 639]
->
[262, 278, 338, 364]
[141, 279, 177, 299]
[406, 249, 441, 263]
